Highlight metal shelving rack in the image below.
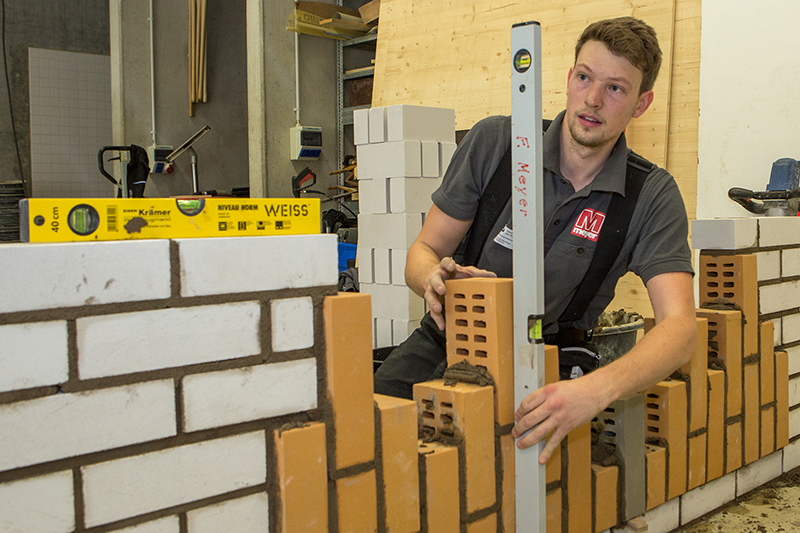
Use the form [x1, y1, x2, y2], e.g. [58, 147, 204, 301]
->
[336, 32, 377, 167]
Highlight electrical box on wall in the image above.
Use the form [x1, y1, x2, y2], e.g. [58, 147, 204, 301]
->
[147, 145, 174, 174]
[290, 125, 322, 160]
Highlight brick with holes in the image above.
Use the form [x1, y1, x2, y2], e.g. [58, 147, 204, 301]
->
[696, 309, 742, 418]
[413, 380, 495, 514]
[445, 278, 514, 425]
[645, 381, 688, 501]
[707, 369, 725, 482]
[743, 362, 760, 465]
[683, 317, 709, 434]
[418, 441, 459, 533]
[698, 254, 758, 357]
[645, 444, 666, 510]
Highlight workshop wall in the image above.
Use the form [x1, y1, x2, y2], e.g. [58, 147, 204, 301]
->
[0, 0, 110, 198]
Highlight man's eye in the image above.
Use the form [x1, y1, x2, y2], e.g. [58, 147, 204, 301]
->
[610, 85, 623, 93]
[578, 73, 588, 81]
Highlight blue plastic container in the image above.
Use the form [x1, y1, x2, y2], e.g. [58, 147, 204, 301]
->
[338, 242, 357, 272]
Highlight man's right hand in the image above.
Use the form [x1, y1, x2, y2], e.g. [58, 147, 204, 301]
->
[426, 256, 497, 330]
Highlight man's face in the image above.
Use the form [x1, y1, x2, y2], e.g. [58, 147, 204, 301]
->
[564, 40, 653, 151]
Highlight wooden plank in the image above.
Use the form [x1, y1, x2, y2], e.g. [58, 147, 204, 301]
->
[359, 0, 381, 24]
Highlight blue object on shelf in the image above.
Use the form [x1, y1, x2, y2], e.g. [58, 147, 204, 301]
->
[338, 242, 357, 272]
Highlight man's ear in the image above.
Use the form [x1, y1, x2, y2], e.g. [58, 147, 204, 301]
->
[633, 90, 654, 118]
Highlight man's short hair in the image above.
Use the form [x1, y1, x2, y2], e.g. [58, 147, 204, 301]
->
[575, 17, 662, 94]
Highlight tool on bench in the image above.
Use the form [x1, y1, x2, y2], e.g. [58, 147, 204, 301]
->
[98, 145, 150, 198]
[728, 158, 800, 216]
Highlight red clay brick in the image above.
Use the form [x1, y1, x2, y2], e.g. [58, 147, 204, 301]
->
[683, 317, 709, 433]
[274, 422, 328, 533]
[324, 293, 375, 470]
[414, 380, 495, 514]
[743, 363, 760, 465]
[418, 441, 459, 533]
[375, 394, 420, 533]
[337, 470, 378, 533]
[761, 405, 775, 458]
[546, 488, 562, 533]
[707, 370, 725, 482]
[466, 514, 496, 533]
[687, 434, 707, 491]
[726, 422, 743, 474]
[645, 445, 666, 511]
[761, 321, 775, 405]
[567, 423, 592, 533]
[592, 464, 618, 533]
[776, 350, 790, 449]
[645, 381, 687, 500]
[698, 254, 758, 357]
[445, 278, 514, 425]
[500, 434, 515, 533]
[697, 309, 743, 417]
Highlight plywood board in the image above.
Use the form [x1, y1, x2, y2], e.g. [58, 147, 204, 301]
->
[373, 0, 675, 166]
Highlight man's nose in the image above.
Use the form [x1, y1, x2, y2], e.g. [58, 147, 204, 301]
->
[585, 83, 603, 108]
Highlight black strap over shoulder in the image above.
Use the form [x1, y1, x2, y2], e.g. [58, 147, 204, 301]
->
[460, 120, 655, 326]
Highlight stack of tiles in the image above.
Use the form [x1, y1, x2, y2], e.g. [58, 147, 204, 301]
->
[355, 104, 458, 348]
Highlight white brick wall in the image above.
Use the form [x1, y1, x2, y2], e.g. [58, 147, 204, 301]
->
[691, 218, 757, 251]
[178, 235, 337, 297]
[271, 297, 314, 352]
[358, 178, 389, 214]
[0, 321, 68, 393]
[374, 248, 391, 285]
[393, 319, 420, 346]
[782, 439, 800, 472]
[759, 280, 800, 315]
[375, 318, 393, 348]
[368, 107, 387, 144]
[391, 249, 407, 286]
[786, 346, 800, 376]
[354, 108, 369, 145]
[440, 142, 457, 176]
[679, 472, 736, 526]
[82, 432, 267, 527]
[361, 283, 425, 320]
[0, 240, 171, 313]
[789, 407, 800, 438]
[358, 213, 423, 250]
[182, 359, 318, 432]
[782, 314, 800, 345]
[116, 517, 181, 533]
[357, 141, 422, 179]
[0, 380, 176, 471]
[736, 450, 783, 496]
[635, 496, 679, 533]
[390, 177, 441, 214]
[385, 105, 455, 143]
[421, 141, 439, 177]
[757, 251, 781, 281]
[783, 247, 800, 277]
[77, 302, 261, 378]
[758, 217, 800, 248]
[0, 471, 74, 533]
[186, 492, 269, 533]
[358, 247, 374, 284]
[790, 375, 800, 407]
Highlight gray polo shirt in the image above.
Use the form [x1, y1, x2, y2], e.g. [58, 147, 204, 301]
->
[432, 111, 693, 334]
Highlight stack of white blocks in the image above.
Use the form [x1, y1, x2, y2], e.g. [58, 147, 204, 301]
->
[355, 104, 458, 348]
[0, 235, 338, 533]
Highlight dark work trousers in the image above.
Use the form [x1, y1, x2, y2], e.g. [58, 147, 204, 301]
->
[373, 311, 448, 400]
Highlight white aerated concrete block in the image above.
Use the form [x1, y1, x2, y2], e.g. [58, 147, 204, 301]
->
[679, 472, 736, 525]
[78, 302, 261, 379]
[760, 280, 800, 315]
[757, 251, 781, 281]
[782, 438, 800, 472]
[385, 105, 455, 143]
[375, 318, 393, 348]
[789, 407, 800, 439]
[0, 471, 74, 533]
[0, 380, 176, 471]
[358, 177, 389, 214]
[783, 314, 800, 345]
[187, 493, 269, 533]
[390, 177, 441, 214]
[369, 107, 387, 143]
[357, 140, 422, 179]
[271, 297, 314, 352]
[116, 517, 180, 533]
[361, 283, 425, 320]
[421, 141, 440, 177]
[374, 248, 391, 285]
[787, 346, 800, 376]
[354, 108, 369, 146]
[358, 247, 374, 284]
[759, 217, 800, 248]
[82, 432, 266, 527]
[783, 247, 800, 278]
[0, 321, 68, 393]
[636, 496, 679, 533]
[391, 249, 407, 286]
[392, 319, 420, 346]
[0, 240, 171, 313]
[440, 142, 457, 176]
[691, 218, 758, 251]
[736, 450, 783, 496]
[790, 375, 800, 407]
[183, 358, 318, 431]
[178, 235, 337, 297]
[358, 213, 423, 250]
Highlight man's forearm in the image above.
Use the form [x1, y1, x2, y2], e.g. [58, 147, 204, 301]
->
[405, 241, 444, 298]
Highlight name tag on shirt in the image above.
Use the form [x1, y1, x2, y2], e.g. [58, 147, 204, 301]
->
[493, 225, 513, 250]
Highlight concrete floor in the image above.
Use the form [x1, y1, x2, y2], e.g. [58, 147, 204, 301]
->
[674, 467, 800, 533]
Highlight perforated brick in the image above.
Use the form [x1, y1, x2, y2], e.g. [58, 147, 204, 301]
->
[500, 433, 515, 533]
[761, 406, 776, 458]
[726, 422, 743, 474]
[707, 369, 726, 481]
[336, 470, 378, 533]
[567, 423, 592, 533]
[683, 317, 709, 433]
[592, 464, 618, 533]
[645, 445, 666, 510]
[687, 434, 707, 491]
[274, 423, 327, 533]
[699, 254, 758, 357]
[418, 441, 459, 533]
[414, 380, 495, 514]
[546, 488, 562, 533]
[445, 278, 514, 424]
[645, 381, 687, 500]
[743, 363, 760, 465]
[697, 309, 742, 417]
[761, 321, 776, 406]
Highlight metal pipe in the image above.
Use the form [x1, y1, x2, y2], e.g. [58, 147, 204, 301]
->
[294, 29, 301, 126]
[149, 0, 157, 145]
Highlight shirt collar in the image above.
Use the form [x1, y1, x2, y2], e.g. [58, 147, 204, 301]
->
[543, 110, 629, 196]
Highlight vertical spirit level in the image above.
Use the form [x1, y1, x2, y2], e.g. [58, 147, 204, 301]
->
[511, 21, 547, 532]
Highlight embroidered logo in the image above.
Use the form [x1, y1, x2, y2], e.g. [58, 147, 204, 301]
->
[571, 208, 606, 242]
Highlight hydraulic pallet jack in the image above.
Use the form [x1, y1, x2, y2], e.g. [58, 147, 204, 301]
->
[511, 21, 547, 532]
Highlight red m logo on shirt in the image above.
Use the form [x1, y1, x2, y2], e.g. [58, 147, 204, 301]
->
[571, 208, 606, 242]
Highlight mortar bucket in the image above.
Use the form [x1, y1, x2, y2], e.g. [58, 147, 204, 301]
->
[593, 319, 644, 366]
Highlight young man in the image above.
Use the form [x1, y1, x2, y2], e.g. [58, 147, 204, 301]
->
[373, 17, 697, 464]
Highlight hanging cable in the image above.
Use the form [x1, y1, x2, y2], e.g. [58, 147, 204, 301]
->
[2, 0, 27, 194]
